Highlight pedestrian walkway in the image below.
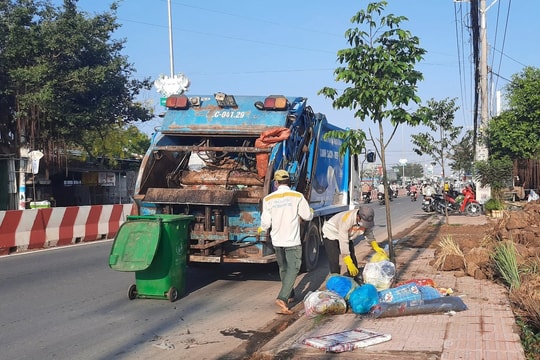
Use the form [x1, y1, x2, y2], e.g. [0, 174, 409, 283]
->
[257, 214, 526, 359]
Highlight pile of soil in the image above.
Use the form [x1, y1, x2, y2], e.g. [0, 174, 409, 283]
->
[398, 201, 540, 333]
[400, 202, 540, 280]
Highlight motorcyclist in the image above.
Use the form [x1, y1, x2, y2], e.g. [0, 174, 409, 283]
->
[422, 183, 435, 198]
[390, 183, 398, 198]
[410, 183, 418, 200]
[361, 182, 372, 203]
[377, 182, 385, 198]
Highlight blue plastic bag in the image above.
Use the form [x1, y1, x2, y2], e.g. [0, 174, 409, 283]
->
[378, 283, 421, 304]
[326, 275, 358, 300]
[348, 283, 379, 314]
[419, 286, 442, 300]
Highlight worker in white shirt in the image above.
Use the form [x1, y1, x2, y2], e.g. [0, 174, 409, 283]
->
[322, 207, 376, 280]
[259, 169, 313, 314]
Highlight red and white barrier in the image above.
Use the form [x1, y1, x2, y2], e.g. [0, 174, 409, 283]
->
[0, 204, 132, 255]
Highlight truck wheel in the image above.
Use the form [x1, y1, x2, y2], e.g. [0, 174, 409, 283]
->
[301, 223, 320, 272]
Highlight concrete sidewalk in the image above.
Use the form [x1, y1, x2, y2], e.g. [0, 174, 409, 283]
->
[257, 214, 526, 359]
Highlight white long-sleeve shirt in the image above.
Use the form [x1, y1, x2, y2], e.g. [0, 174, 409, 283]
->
[260, 185, 313, 247]
[322, 209, 375, 256]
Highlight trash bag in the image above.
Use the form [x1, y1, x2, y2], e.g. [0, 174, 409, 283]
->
[528, 189, 539, 202]
[419, 285, 442, 300]
[378, 283, 421, 304]
[303, 290, 347, 318]
[348, 283, 379, 314]
[369, 241, 389, 262]
[254, 127, 291, 177]
[362, 260, 395, 290]
[395, 278, 436, 288]
[326, 275, 358, 300]
[369, 296, 468, 318]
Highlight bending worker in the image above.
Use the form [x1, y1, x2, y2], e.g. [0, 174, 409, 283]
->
[322, 206, 376, 278]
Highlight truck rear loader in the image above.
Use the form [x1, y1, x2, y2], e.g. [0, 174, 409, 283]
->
[132, 93, 361, 271]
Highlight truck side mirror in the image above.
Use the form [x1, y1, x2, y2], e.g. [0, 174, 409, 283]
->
[366, 151, 375, 163]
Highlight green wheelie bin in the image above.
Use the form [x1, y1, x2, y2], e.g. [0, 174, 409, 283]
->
[109, 214, 193, 302]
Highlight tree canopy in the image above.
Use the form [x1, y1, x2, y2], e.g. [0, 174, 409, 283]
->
[0, 0, 152, 166]
[487, 66, 540, 160]
[450, 129, 475, 177]
[318, 1, 426, 261]
[411, 97, 462, 179]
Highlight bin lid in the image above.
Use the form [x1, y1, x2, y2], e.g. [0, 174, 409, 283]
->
[109, 220, 161, 272]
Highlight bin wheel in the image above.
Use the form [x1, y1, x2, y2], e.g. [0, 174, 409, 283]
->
[167, 287, 178, 302]
[127, 284, 137, 300]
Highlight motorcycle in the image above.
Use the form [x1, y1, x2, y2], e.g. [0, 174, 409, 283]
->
[377, 192, 385, 205]
[422, 195, 435, 212]
[362, 192, 372, 204]
[410, 191, 417, 201]
[434, 185, 481, 216]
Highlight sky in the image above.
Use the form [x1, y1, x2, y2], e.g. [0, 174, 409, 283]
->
[56, 0, 540, 168]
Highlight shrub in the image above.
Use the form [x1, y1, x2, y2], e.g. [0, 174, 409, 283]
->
[484, 198, 504, 211]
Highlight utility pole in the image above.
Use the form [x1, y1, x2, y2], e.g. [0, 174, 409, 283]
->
[475, 0, 499, 204]
[476, 0, 490, 162]
[167, 0, 174, 77]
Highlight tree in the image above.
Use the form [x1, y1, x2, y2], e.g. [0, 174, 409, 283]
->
[78, 124, 150, 167]
[411, 98, 461, 179]
[474, 157, 513, 201]
[1, 0, 153, 166]
[0, 0, 50, 154]
[319, 1, 426, 261]
[486, 66, 540, 160]
[411, 98, 461, 224]
[450, 129, 474, 178]
[392, 162, 424, 183]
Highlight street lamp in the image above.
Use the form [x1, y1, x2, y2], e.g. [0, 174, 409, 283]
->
[399, 158, 407, 187]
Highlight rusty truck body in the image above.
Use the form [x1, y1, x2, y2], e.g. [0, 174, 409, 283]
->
[132, 93, 361, 271]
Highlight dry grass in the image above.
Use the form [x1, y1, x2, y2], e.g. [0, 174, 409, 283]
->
[510, 272, 540, 330]
[433, 235, 466, 270]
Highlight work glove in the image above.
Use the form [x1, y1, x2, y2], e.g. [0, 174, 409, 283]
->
[370, 241, 389, 262]
[343, 255, 359, 277]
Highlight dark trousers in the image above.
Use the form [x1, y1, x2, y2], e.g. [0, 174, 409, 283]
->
[274, 245, 302, 303]
[323, 237, 358, 275]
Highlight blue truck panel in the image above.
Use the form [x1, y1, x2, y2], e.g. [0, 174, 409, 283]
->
[161, 95, 302, 135]
[132, 93, 360, 269]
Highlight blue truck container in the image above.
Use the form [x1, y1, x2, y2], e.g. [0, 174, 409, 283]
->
[131, 93, 361, 271]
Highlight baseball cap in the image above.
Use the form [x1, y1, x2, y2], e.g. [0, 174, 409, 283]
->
[274, 169, 290, 181]
[357, 206, 374, 228]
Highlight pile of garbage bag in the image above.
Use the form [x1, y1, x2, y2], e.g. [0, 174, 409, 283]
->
[303, 242, 467, 318]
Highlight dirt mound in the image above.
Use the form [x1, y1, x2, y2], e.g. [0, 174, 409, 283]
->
[405, 201, 540, 341]
[399, 202, 540, 282]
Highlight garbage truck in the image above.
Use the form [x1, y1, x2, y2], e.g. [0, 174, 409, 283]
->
[131, 93, 361, 271]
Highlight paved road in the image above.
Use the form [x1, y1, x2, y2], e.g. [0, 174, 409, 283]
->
[0, 194, 422, 360]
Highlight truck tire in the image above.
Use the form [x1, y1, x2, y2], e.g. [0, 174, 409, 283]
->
[301, 223, 320, 272]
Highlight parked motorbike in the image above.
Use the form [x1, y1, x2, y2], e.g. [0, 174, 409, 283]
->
[433, 185, 481, 216]
[362, 192, 372, 204]
[422, 195, 435, 212]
